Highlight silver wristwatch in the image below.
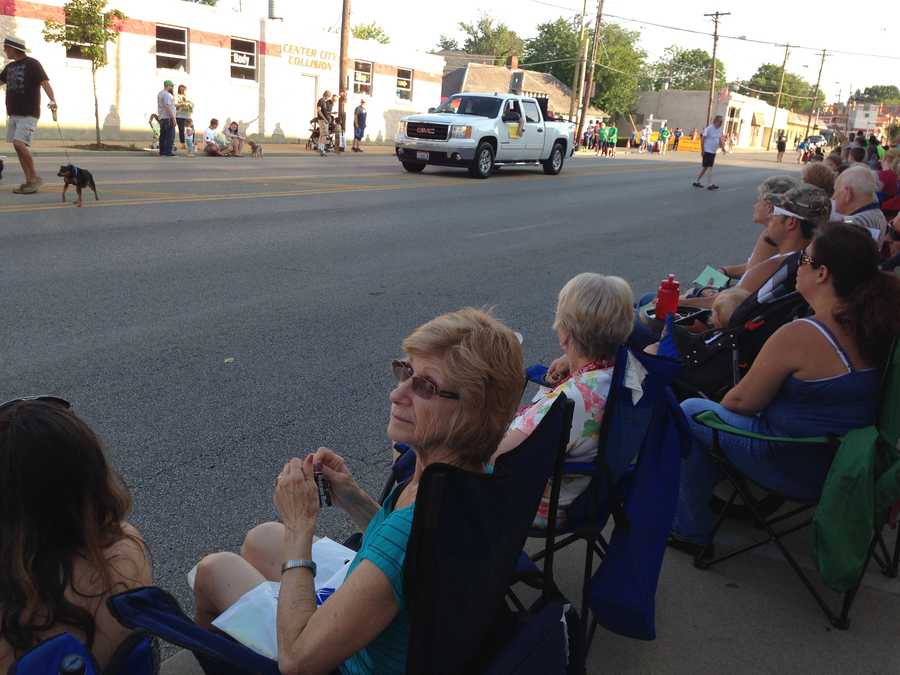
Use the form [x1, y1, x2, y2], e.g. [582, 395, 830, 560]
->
[281, 559, 316, 577]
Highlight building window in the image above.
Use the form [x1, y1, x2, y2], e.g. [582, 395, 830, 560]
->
[353, 60, 373, 95]
[396, 68, 412, 100]
[230, 38, 257, 80]
[156, 25, 188, 71]
[64, 11, 92, 60]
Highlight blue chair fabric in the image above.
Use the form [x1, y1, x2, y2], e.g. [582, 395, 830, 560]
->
[8, 633, 101, 675]
[108, 586, 280, 675]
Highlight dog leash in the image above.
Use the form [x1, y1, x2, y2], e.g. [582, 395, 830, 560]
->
[49, 104, 71, 164]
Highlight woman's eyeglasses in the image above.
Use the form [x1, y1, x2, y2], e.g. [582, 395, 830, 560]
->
[799, 251, 820, 267]
[0, 395, 71, 414]
[391, 360, 460, 400]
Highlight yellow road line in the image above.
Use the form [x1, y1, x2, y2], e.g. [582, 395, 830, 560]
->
[0, 165, 678, 215]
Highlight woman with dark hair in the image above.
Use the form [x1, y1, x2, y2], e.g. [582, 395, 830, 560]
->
[0, 399, 152, 670]
[670, 222, 900, 553]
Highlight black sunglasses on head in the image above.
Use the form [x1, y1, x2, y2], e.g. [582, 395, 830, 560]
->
[0, 396, 71, 414]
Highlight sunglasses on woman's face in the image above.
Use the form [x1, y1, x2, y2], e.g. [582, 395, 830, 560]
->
[391, 360, 460, 401]
[799, 251, 820, 267]
[0, 395, 71, 414]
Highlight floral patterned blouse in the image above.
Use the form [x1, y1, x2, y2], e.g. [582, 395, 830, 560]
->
[509, 359, 615, 526]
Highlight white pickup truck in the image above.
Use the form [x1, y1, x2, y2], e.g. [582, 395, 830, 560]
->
[395, 93, 575, 178]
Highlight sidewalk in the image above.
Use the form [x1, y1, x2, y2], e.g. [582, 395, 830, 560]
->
[14, 139, 397, 157]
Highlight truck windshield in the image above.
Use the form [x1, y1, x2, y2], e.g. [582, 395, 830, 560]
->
[435, 96, 503, 118]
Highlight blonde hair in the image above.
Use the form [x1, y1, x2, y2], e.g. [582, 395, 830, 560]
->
[402, 308, 524, 464]
[712, 287, 751, 328]
[553, 273, 634, 361]
[802, 162, 836, 197]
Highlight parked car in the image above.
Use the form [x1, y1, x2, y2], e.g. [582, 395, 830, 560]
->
[395, 93, 575, 179]
[804, 135, 827, 149]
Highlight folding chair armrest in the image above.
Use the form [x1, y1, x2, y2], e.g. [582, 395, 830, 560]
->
[693, 410, 830, 445]
[526, 363, 553, 387]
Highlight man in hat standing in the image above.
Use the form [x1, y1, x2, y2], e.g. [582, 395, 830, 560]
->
[157, 79, 177, 156]
[0, 36, 57, 193]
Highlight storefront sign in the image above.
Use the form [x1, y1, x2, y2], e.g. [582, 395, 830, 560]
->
[231, 51, 252, 67]
[283, 43, 337, 70]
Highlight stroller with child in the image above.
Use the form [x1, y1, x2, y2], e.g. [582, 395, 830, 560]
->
[306, 117, 336, 153]
[640, 255, 809, 403]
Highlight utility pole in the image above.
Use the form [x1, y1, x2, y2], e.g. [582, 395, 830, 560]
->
[803, 48, 827, 142]
[704, 11, 729, 126]
[765, 43, 789, 151]
[568, 0, 589, 123]
[575, 0, 604, 149]
[338, 0, 351, 135]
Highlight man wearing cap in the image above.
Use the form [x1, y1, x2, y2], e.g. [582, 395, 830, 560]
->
[0, 36, 57, 193]
[157, 79, 177, 156]
[682, 184, 832, 311]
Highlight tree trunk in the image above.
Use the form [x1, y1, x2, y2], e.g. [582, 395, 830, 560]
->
[92, 65, 101, 147]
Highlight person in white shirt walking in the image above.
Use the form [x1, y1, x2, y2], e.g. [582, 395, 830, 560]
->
[693, 115, 726, 190]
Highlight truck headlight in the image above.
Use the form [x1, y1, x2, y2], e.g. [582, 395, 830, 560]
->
[398, 121, 407, 136]
[450, 125, 472, 139]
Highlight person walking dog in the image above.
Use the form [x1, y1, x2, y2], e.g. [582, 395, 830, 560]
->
[0, 36, 57, 194]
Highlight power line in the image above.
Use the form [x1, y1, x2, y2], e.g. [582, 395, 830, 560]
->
[522, 0, 900, 61]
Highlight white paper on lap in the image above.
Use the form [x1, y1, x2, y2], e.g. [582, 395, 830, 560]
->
[209, 537, 356, 659]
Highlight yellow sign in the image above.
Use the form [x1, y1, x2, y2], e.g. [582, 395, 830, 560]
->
[283, 44, 337, 70]
[506, 123, 522, 139]
[677, 137, 701, 152]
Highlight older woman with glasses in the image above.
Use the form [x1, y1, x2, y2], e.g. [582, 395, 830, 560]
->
[493, 273, 635, 527]
[670, 222, 900, 555]
[193, 308, 524, 675]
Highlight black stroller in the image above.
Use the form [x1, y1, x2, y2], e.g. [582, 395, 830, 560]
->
[306, 118, 336, 152]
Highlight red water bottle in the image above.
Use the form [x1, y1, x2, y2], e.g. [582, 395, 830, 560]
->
[655, 274, 680, 320]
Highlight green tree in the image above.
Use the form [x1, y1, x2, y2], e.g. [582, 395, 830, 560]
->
[43, 0, 124, 146]
[523, 17, 580, 89]
[435, 35, 459, 51]
[591, 23, 647, 116]
[746, 63, 824, 114]
[458, 15, 523, 64]
[352, 22, 390, 44]
[857, 84, 900, 103]
[524, 18, 645, 116]
[645, 45, 725, 91]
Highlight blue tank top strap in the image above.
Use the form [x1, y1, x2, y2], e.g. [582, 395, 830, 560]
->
[797, 317, 853, 372]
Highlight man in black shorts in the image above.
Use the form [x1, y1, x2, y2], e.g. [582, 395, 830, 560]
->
[693, 115, 725, 190]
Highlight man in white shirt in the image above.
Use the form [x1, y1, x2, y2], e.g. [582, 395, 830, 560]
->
[693, 115, 726, 190]
[202, 118, 229, 156]
[156, 79, 176, 156]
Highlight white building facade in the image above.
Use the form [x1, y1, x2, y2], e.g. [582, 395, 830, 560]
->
[0, 0, 445, 142]
[635, 89, 820, 149]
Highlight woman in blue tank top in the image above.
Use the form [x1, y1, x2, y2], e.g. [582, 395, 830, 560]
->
[671, 222, 900, 549]
[191, 309, 525, 674]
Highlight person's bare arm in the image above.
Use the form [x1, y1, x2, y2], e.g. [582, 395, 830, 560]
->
[721, 323, 801, 415]
[678, 295, 716, 309]
[736, 256, 782, 295]
[278, 560, 399, 675]
[40, 80, 57, 112]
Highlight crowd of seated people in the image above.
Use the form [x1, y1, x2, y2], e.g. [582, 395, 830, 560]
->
[3, 163, 899, 673]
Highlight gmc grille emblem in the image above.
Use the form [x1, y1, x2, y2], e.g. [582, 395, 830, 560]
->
[416, 127, 435, 135]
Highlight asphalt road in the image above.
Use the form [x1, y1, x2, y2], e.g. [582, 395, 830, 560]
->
[6, 150, 897, 673]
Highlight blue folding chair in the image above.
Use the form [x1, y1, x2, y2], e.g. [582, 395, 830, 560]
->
[109, 398, 575, 675]
[519, 345, 688, 671]
[8, 630, 158, 675]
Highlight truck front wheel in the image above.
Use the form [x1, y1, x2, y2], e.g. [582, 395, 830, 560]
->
[469, 142, 494, 179]
[402, 162, 426, 173]
[542, 142, 565, 175]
